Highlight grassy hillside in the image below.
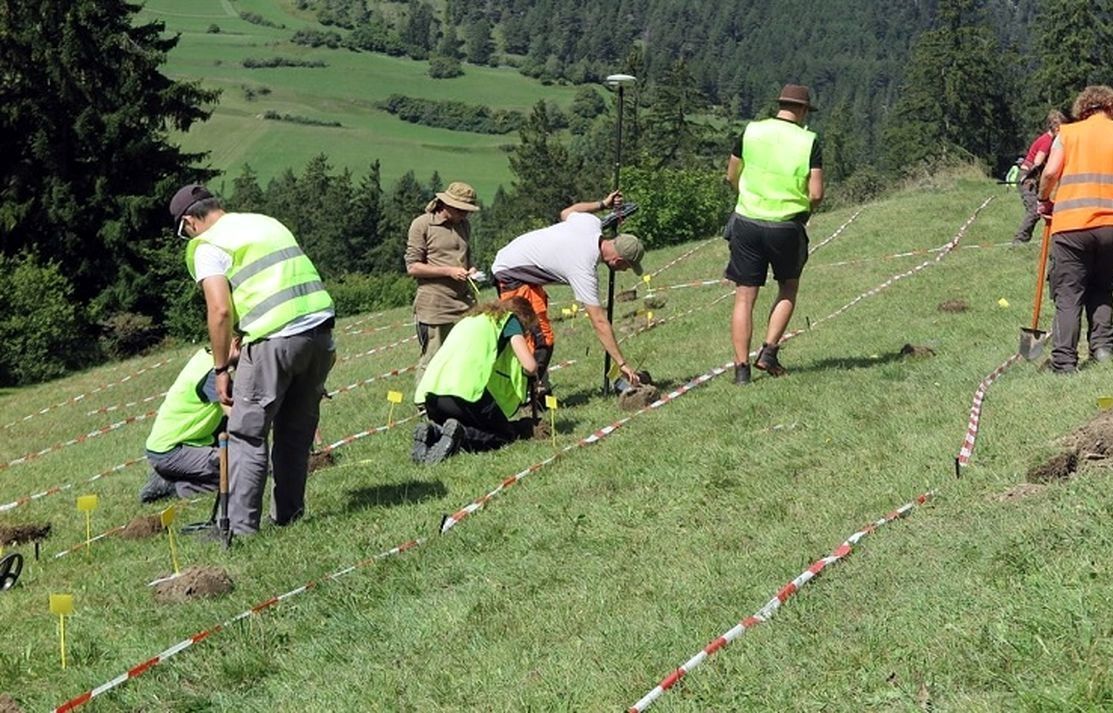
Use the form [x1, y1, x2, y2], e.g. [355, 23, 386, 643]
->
[140, 0, 582, 199]
[4, 173, 1113, 711]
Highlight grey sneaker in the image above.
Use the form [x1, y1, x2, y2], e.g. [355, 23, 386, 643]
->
[733, 362, 751, 385]
[139, 471, 177, 504]
[424, 419, 463, 464]
[411, 422, 439, 464]
[1091, 347, 1113, 363]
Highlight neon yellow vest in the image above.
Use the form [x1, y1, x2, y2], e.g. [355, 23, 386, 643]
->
[145, 349, 223, 453]
[415, 313, 527, 419]
[186, 213, 333, 343]
[735, 118, 816, 221]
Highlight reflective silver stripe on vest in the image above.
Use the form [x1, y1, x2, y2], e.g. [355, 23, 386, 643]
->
[230, 246, 306, 289]
[1054, 198, 1113, 212]
[1057, 173, 1113, 186]
[238, 280, 328, 332]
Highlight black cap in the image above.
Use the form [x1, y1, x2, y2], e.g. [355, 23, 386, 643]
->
[169, 184, 214, 225]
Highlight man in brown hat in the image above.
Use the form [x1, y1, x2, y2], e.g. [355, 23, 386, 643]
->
[405, 181, 481, 392]
[723, 83, 824, 385]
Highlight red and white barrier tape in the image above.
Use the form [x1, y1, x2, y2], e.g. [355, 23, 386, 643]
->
[340, 309, 389, 333]
[807, 207, 864, 256]
[811, 240, 1010, 271]
[0, 458, 144, 514]
[2, 358, 178, 431]
[327, 365, 416, 398]
[647, 238, 718, 279]
[338, 335, 416, 364]
[628, 492, 933, 712]
[956, 353, 1023, 469]
[619, 291, 734, 344]
[1, 411, 157, 472]
[52, 539, 421, 712]
[51, 495, 208, 560]
[349, 319, 415, 337]
[85, 392, 167, 417]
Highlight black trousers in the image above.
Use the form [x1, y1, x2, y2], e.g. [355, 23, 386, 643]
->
[1049, 226, 1113, 370]
[425, 390, 521, 453]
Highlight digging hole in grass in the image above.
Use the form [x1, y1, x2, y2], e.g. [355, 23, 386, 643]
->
[0, 522, 51, 546]
[937, 298, 969, 313]
[899, 343, 936, 358]
[1026, 409, 1113, 483]
[309, 450, 335, 473]
[120, 514, 164, 540]
[153, 566, 234, 604]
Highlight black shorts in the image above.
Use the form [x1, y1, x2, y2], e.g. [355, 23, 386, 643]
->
[723, 212, 809, 287]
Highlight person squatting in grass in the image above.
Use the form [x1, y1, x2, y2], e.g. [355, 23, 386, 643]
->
[491, 191, 646, 403]
[1012, 109, 1065, 246]
[724, 83, 824, 384]
[405, 181, 481, 395]
[170, 184, 336, 536]
[412, 298, 539, 464]
[139, 341, 241, 504]
[1037, 85, 1113, 374]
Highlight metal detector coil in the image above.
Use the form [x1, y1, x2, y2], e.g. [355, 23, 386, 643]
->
[0, 552, 23, 591]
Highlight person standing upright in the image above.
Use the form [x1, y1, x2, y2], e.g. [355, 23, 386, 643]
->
[170, 184, 336, 536]
[724, 84, 824, 384]
[405, 181, 480, 393]
[1013, 110, 1065, 245]
[1038, 86, 1113, 373]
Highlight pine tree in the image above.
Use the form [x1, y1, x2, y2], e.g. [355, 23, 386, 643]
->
[1030, 0, 1111, 117]
[347, 161, 384, 274]
[228, 165, 267, 212]
[508, 102, 578, 222]
[641, 59, 705, 169]
[464, 18, 495, 66]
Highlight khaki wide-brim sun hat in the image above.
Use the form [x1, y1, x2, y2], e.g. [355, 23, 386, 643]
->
[436, 181, 480, 212]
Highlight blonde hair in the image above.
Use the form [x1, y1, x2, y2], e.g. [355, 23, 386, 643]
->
[1046, 109, 1065, 131]
[1071, 85, 1113, 121]
[468, 298, 539, 332]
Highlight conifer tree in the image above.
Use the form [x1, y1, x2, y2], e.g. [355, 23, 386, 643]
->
[1030, 0, 1111, 117]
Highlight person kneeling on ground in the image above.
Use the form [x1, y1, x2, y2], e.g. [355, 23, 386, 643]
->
[413, 298, 539, 464]
[140, 341, 240, 503]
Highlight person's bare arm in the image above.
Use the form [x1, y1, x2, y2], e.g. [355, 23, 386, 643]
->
[510, 334, 537, 376]
[201, 276, 235, 406]
[560, 190, 620, 222]
[1038, 143, 1064, 200]
[583, 303, 640, 385]
[808, 168, 824, 211]
[726, 155, 742, 189]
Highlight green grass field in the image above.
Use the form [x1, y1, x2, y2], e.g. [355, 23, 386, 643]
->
[140, 0, 583, 199]
[4, 171, 1113, 711]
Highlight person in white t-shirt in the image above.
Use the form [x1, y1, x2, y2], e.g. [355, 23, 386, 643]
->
[491, 191, 645, 396]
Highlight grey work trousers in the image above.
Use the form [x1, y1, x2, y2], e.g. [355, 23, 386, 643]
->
[228, 328, 334, 534]
[413, 321, 454, 394]
[1014, 180, 1040, 243]
[1049, 226, 1113, 371]
[146, 445, 220, 498]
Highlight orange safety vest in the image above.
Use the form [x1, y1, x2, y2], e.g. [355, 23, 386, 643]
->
[1050, 114, 1113, 234]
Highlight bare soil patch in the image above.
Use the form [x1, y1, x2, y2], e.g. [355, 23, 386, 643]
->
[0, 523, 51, 546]
[1027, 452, 1078, 483]
[120, 514, 164, 540]
[308, 450, 335, 473]
[615, 288, 638, 303]
[990, 482, 1047, 502]
[153, 565, 234, 604]
[900, 343, 936, 358]
[1024, 409, 1113, 483]
[619, 385, 661, 411]
[531, 419, 552, 441]
[0, 693, 24, 713]
[937, 299, 969, 313]
[643, 294, 667, 310]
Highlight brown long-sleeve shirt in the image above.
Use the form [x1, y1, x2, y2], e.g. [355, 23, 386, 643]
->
[405, 211, 474, 325]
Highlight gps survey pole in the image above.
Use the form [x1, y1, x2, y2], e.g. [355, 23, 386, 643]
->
[603, 73, 636, 395]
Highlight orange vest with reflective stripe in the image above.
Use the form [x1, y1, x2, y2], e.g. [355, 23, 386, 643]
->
[1050, 114, 1113, 234]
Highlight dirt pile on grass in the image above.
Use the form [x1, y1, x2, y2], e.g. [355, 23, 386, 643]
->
[643, 294, 667, 310]
[1027, 408, 1113, 483]
[937, 299, 969, 313]
[0, 693, 24, 713]
[531, 419, 552, 441]
[616, 289, 638, 303]
[308, 450, 335, 473]
[0, 523, 51, 546]
[153, 566, 234, 604]
[619, 385, 661, 411]
[120, 514, 164, 540]
[899, 344, 936, 358]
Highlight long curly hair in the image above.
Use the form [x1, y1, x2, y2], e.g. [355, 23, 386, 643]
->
[468, 297, 539, 332]
[1071, 85, 1113, 121]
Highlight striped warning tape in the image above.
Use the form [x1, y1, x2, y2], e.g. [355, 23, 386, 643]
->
[1, 357, 178, 431]
[0, 457, 145, 514]
[348, 319, 415, 337]
[52, 539, 421, 712]
[811, 240, 1011, 270]
[340, 309, 389, 333]
[956, 353, 1023, 470]
[807, 207, 865, 256]
[85, 391, 167, 417]
[619, 291, 734, 344]
[51, 496, 205, 560]
[1, 411, 157, 472]
[627, 492, 933, 712]
[338, 335, 416, 364]
[327, 365, 416, 398]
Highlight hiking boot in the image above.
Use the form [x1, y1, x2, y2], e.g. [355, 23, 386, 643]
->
[411, 422, 440, 464]
[1010, 237, 1031, 246]
[733, 362, 751, 385]
[424, 419, 463, 464]
[755, 344, 787, 377]
[139, 472, 177, 504]
[1091, 347, 1113, 364]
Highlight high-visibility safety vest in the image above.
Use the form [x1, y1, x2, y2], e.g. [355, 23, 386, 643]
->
[415, 313, 528, 419]
[186, 213, 333, 343]
[736, 118, 816, 222]
[1050, 114, 1113, 234]
[145, 349, 223, 453]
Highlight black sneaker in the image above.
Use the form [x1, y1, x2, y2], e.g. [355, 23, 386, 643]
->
[139, 471, 177, 504]
[733, 362, 751, 385]
[755, 344, 787, 377]
[411, 422, 439, 464]
[424, 419, 463, 464]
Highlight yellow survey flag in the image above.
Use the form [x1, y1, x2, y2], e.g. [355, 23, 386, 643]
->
[545, 395, 558, 448]
[49, 594, 74, 669]
[642, 274, 652, 284]
[607, 360, 621, 380]
[646, 311, 654, 327]
[386, 390, 403, 427]
[1098, 396, 1113, 411]
[76, 495, 98, 554]
[561, 308, 573, 317]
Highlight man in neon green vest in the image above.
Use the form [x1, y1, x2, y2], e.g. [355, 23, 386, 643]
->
[170, 184, 336, 536]
[140, 344, 239, 503]
[724, 84, 824, 384]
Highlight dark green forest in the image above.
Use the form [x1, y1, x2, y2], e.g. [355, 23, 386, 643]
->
[2, 0, 1112, 385]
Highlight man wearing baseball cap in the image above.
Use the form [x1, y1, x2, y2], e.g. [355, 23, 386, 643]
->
[724, 83, 824, 384]
[168, 184, 335, 536]
[491, 191, 645, 396]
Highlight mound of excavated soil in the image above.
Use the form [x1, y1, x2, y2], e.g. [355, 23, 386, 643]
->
[643, 295, 667, 310]
[937, 299, 969, 313]
[153, 566, 234, 604]
[618, 385, 661, 411]
[1059, 408, 1113, 457]
[899, 343, 936, 358]
[0, 523, 51, 546]
[531, 419, 552, 441]
[1027, 451, 1078, 483]
[991, 483, 1047, 503]
[120, 514, 164, 540]
[0, 693, 24, 713]
[308, 450, 335, 473]
[616, 289, 638, 303]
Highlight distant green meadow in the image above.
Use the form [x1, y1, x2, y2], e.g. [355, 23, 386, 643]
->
[140, 0, 583, 199]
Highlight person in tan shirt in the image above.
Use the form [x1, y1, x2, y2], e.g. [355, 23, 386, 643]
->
[405, 181, 480, 392]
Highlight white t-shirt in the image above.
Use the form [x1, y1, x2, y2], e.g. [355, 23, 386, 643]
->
[491, 213, 603, 306]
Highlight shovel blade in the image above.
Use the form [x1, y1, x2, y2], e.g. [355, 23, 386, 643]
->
[1019, 327, 1049, 360]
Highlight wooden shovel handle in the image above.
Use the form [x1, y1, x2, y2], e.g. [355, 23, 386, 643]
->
[218, 432, 229, 494]
[1031, 221, 1052, 331]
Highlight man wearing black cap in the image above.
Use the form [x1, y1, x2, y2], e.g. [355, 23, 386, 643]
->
[168, 185, 335, 536]
[724, 84, 824, 384]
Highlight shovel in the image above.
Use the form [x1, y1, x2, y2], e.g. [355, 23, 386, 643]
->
[1019, 221, 1053, 360]
[217, 432, 232, 549]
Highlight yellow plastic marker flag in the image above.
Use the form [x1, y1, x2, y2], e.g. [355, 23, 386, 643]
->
[545, 395, 558, 448]
[997, 297, 1010, 308]
[646, 310, 654, 328]
[76, 495, 98, 554]
[49, 594, 74, 669]
[386, 390, 403, 427]
[607, 359, 621, 380]
[643, 274, 652, 284]
[1098, 396, 1113, 411]
[161, 505, 181, 575]
[561, 308, 573, 317]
